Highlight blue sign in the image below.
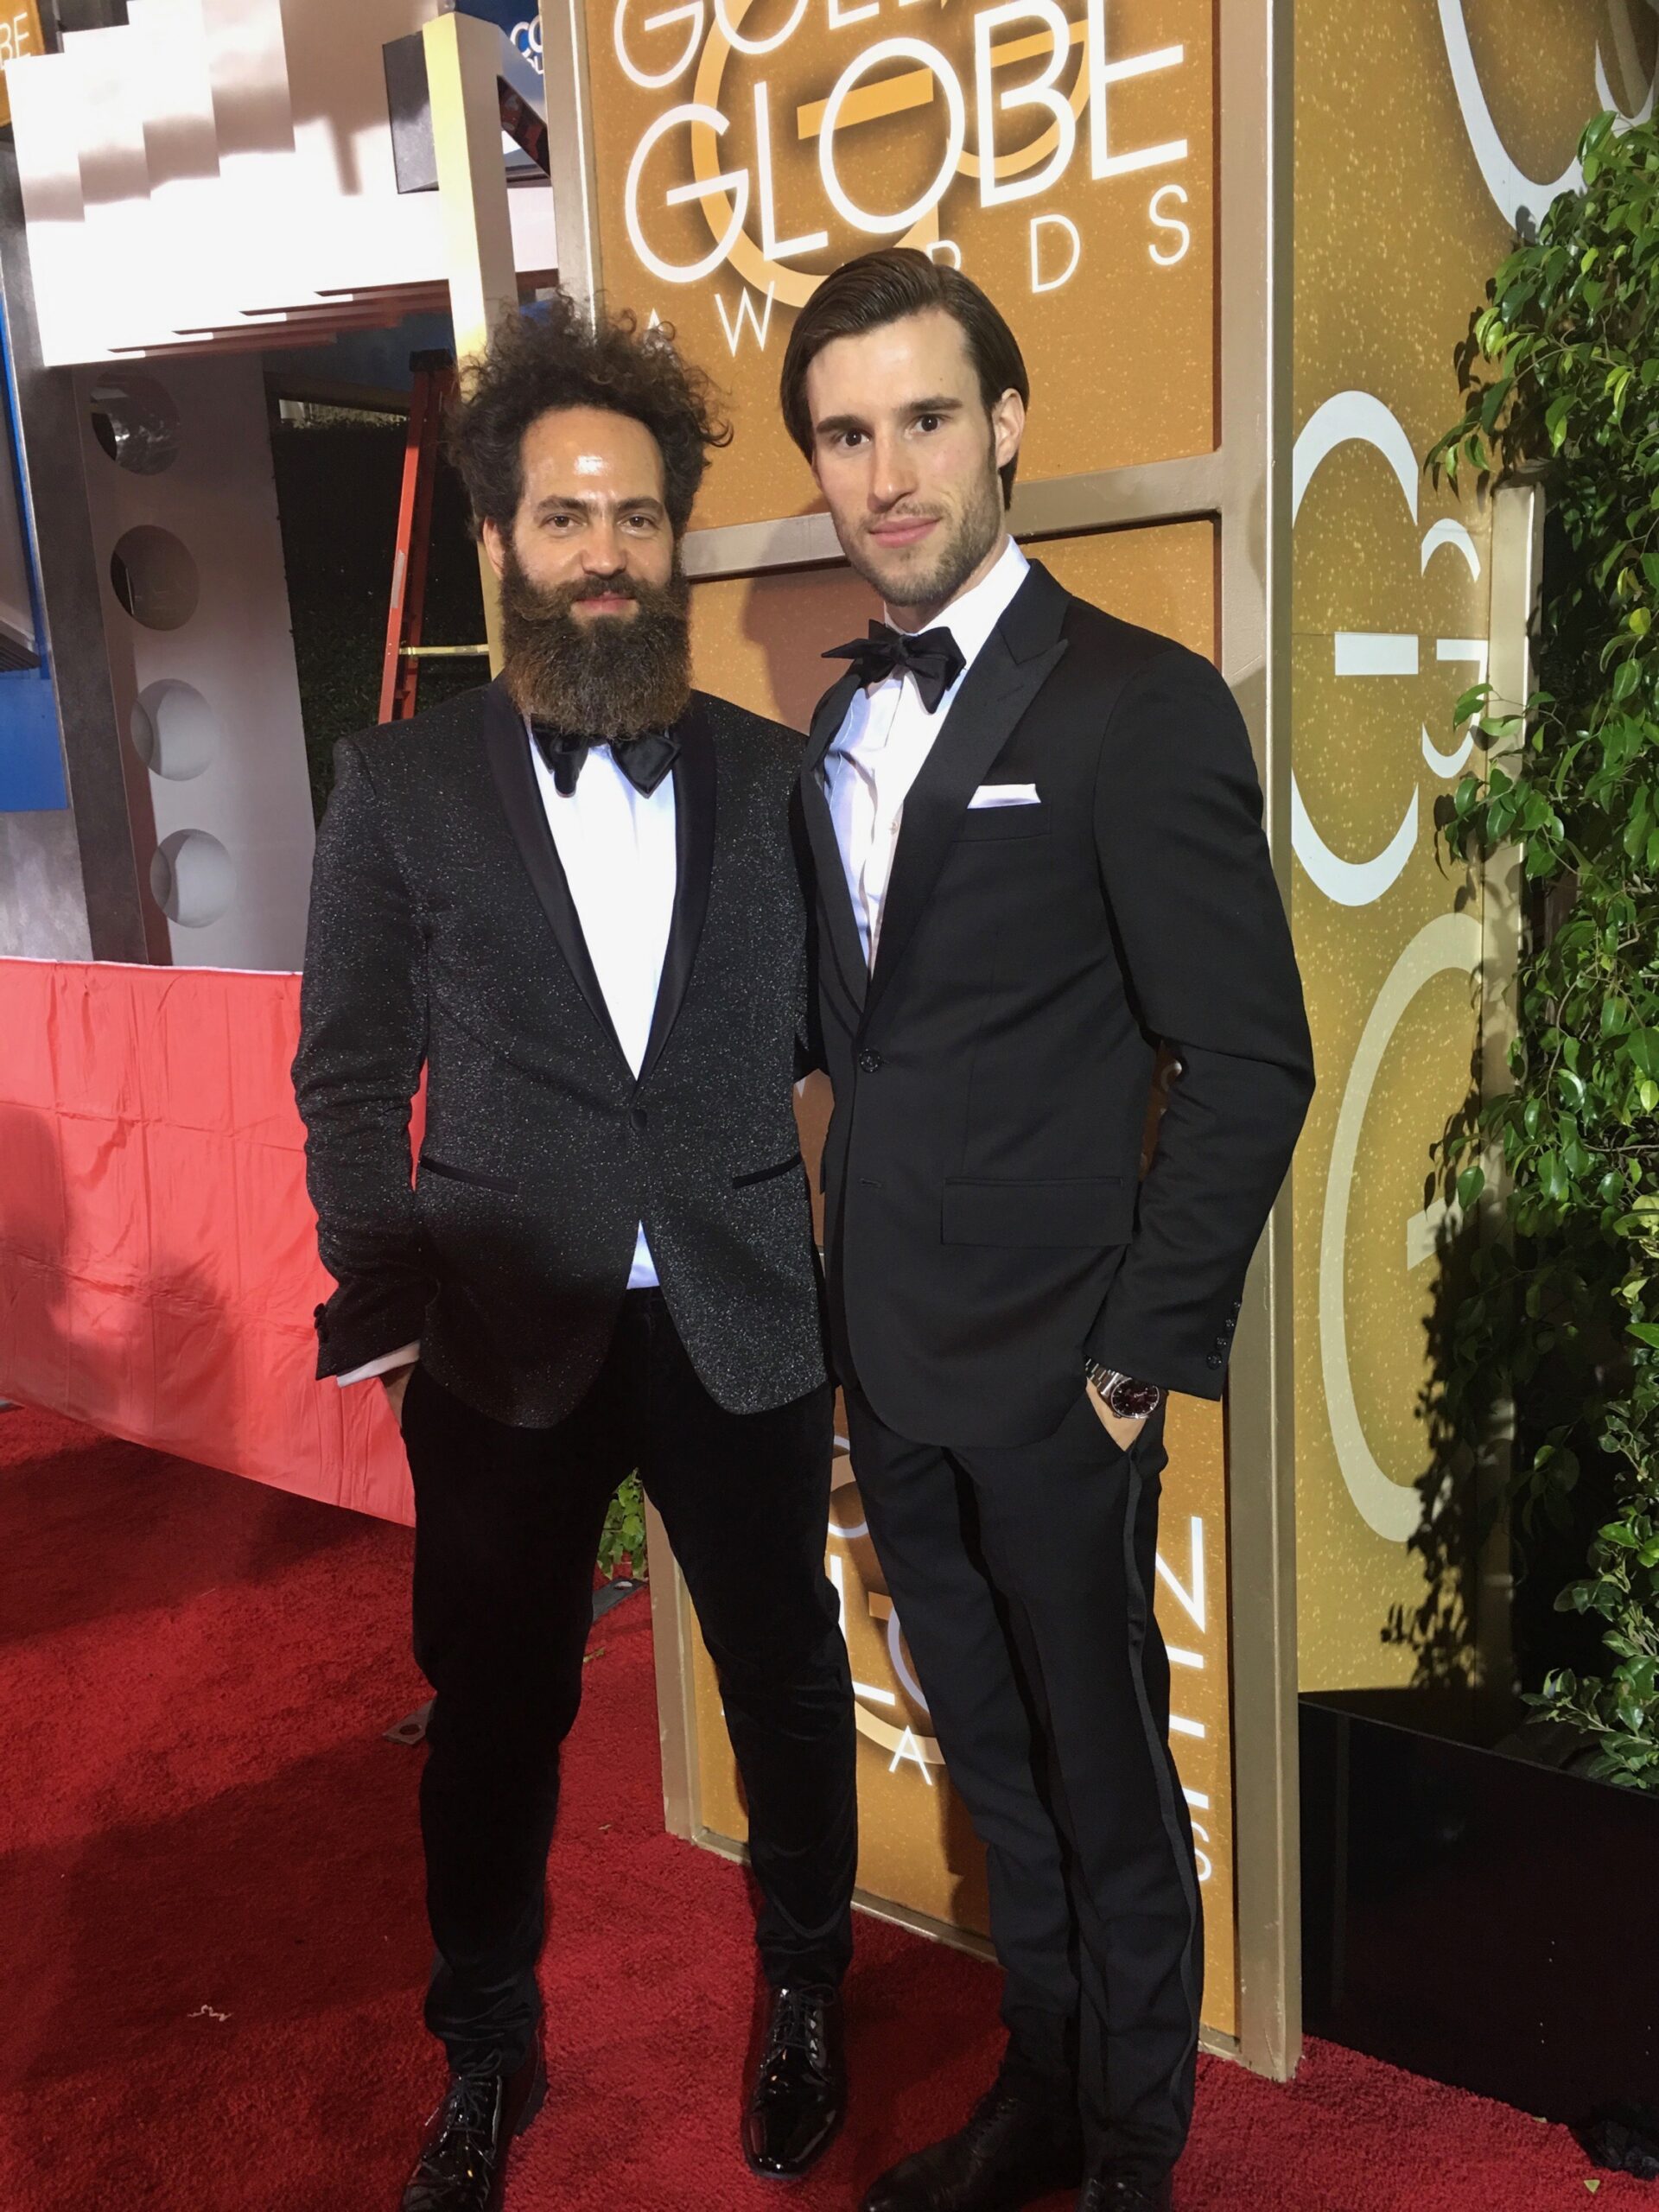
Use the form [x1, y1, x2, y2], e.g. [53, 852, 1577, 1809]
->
[0, 667, 67, 811]
[452, 1, 543, 73]
[0, 330, 63, 813]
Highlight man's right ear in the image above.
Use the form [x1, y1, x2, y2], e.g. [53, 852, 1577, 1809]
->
[480, 518, 507, 582]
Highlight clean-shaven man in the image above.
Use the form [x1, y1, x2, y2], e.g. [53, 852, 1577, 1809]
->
[780, 250, 1314, 2212]
[294, 298, 855, 2212]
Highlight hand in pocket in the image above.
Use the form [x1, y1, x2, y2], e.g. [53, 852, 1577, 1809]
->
[385, 1363, 416, 1426]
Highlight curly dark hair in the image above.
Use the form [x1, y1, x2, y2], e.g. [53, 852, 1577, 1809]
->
[446, 294, 730, 538]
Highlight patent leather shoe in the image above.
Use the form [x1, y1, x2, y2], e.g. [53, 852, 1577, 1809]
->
[1077, 2169, 1174, 2211]
[743, 1984, 846, 2178]
[399, 2036, 547, 2211]
[860, 2078, 1084, 2211]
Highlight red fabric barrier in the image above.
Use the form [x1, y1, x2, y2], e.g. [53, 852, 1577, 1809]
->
[0, 957, 415, 1524]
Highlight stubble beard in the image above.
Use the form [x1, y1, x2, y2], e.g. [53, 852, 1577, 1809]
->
[498, 543, 693, 741]
[844, 443, 1005, 624]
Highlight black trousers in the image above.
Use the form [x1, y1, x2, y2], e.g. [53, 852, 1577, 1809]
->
[402, 1289, 857, 2075]
[845, 1384, 1202, 2177]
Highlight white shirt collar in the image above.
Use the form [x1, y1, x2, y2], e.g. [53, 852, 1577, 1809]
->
[887, 535, 1029, 675]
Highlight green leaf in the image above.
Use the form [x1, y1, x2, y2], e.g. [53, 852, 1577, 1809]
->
[1452, 683, 1492, 725]
[1478, 375, 1514, 435]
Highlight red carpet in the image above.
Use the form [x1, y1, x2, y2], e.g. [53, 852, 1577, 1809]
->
[0, 1398, 1636, 2212]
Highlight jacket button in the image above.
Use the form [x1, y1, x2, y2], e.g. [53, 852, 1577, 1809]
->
[1206, 1352, 1224, 1370]
[629, 1105, 648, 1131]
[858, 1049, 883, 1073]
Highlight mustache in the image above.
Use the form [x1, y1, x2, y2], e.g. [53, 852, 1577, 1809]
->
[567, 575, 643, 603]
[513, 568, 683, 620]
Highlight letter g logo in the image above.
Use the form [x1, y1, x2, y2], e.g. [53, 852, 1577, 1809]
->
[1438, 0, 1657, 229]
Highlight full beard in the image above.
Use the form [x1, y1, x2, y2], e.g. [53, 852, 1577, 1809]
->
[499, 548, 693, 741]
[846, 441, 1005, 618]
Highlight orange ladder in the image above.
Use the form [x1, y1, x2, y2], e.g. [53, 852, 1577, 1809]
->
[378, 349, 489, 722]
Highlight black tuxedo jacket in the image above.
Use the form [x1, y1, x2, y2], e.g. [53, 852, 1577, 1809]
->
[293, 677, 826, 1428]
[797, 560, 1314, 1448]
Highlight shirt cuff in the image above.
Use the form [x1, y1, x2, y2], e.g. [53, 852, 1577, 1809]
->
[334, 1342, 421, 1388]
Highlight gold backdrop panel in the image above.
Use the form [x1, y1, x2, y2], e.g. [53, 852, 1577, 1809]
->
[585, 0, 1217, 530]
[1289, 0, 1656, 1690]
[685, 517, 1236, 2038]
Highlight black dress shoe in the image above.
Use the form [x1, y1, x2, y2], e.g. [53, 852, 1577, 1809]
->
[742, 1983, 846, 2179]
[399, 2037, 547, 2211]
[861, 2078, 1085, 2211]
[1077, 2170, 1173, 2210]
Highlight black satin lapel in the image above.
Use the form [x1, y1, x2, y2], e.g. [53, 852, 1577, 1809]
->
[480, 682, 627, 1065]
[639, 707, 715, 1084]
[863, 631, 1069, 1023]
[799, 766, 868, 1013]
[805, 666, 864, 772]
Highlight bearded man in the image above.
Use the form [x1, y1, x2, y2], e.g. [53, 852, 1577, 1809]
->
[293, 298, 855, 2212]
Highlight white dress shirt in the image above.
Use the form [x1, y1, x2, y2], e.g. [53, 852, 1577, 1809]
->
[337, 731, 677, 1386]
[823, 536, 1028, 965]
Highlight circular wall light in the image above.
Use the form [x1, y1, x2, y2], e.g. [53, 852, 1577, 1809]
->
[149, 828, 236, 928]
[130, 679, 219, 781]
[110, 526, 199, 632]
[87, 374, 181, 474]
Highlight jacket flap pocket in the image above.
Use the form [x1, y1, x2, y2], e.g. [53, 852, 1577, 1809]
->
[418, 1153, 519, 1195]
[732, 1155, 803, 1189]
[943, 1176, 1133, 1246]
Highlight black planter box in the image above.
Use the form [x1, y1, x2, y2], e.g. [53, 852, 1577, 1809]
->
[1300, 1689, 1659, 2122]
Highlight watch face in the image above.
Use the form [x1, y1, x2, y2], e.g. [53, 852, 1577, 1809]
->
[1109, 1375, 1162, 1420]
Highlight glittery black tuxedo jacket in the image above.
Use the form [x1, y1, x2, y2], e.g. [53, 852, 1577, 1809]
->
[293, 677, 825, 1427]
[797, 559, 1316, 1447]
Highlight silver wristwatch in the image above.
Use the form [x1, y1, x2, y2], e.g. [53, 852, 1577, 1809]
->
[1084, 1359, 1163, 1421]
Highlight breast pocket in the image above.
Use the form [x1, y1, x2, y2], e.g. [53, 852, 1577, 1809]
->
[953, 806, 1050, 843]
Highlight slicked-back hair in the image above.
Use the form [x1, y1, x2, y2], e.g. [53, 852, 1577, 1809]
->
[779, 249, 1030, 507]
[447, 293, 730, 539]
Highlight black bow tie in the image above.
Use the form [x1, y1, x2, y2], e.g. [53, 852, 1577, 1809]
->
[823, 621, 967, 714]
[530, 723, 680, 799]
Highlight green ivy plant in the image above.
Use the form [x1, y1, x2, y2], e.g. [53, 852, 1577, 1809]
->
[1427, 111, 1659, 1788]
[598, 1472, 648, 1585]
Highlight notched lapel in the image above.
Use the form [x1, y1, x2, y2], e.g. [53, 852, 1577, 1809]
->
[800, 665, 870, 1013]
[864, 564, 1070, 1024]
[480, 678, 628, 1065]
[639, 702, 715, 1083]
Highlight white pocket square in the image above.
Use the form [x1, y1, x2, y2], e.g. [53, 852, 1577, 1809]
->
[967, 783, 1040, 809]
